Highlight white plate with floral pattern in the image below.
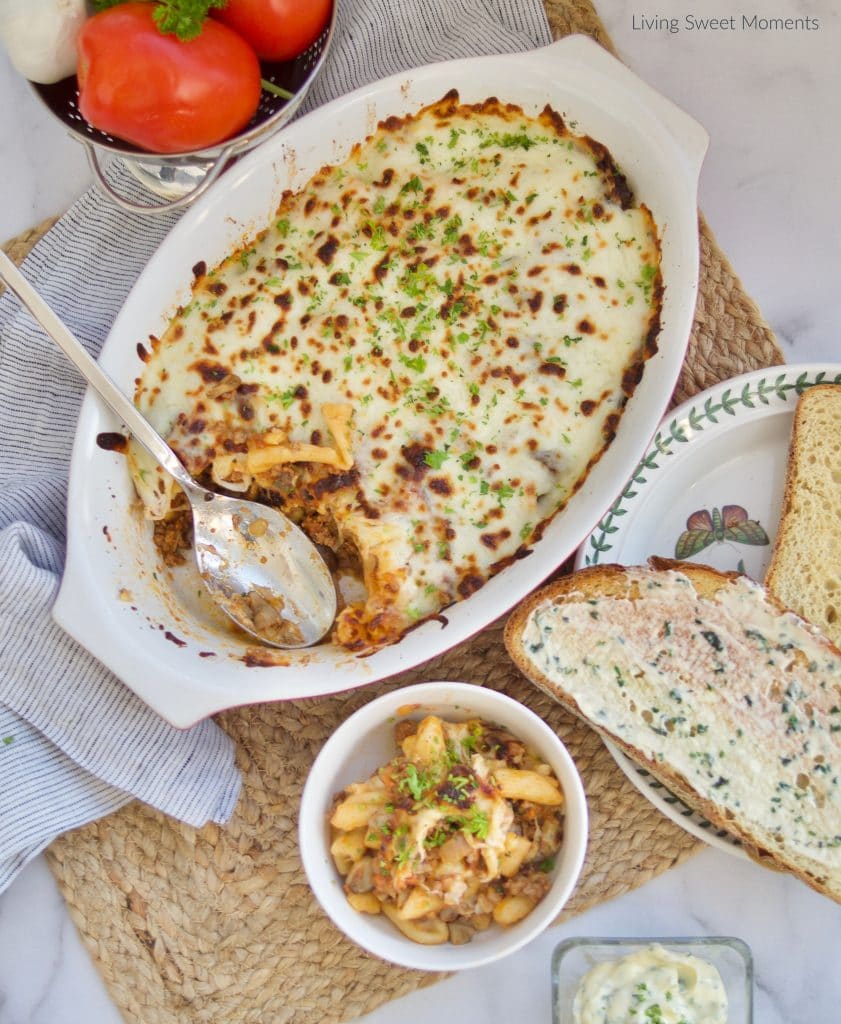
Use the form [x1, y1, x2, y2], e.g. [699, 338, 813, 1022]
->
[575, 362, 841, 857]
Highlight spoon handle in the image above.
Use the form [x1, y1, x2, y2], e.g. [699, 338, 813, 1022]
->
[0, 251, 198, 494]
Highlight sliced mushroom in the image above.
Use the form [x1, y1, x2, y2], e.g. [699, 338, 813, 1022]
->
[447, 921, 475, 945]
[345, 856, 375, 893]
[250, 594, 282, 632]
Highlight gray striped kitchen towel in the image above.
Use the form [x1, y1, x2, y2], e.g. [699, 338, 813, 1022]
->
[0, 0, 553, 892]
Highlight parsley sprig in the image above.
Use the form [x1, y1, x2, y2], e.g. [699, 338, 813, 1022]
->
[398, 763, 433, 802]
[92, 0, 227, 41]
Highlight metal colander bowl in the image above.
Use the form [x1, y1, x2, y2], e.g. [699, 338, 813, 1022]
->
[29, 3, 336, 214]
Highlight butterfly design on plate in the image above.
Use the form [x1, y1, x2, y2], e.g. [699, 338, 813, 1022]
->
[674, 505, 770, 560]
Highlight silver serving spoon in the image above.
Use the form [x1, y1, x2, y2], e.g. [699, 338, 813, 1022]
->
[0, 251, 337, 648]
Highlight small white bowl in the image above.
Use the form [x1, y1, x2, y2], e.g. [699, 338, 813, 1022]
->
[298, 681, 588, 971]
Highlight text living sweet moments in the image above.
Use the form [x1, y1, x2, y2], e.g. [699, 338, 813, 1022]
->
[632, 13, 820, 33]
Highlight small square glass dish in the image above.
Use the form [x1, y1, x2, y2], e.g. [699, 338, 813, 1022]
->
[551, 936, 753, 1024]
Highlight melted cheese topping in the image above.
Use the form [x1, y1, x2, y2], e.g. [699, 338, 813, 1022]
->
[132, 93, 662, 650]
[521, 569, 841, 882]
[572, 945, 728, 1024]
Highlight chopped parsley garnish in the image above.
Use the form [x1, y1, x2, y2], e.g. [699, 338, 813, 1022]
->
[394, 834, 413, 868]
[409, 220, 435, 242]
[399, 763, 432, 801]
[400, 174, 423, 195]
[479, 131, 538, 151]
[424, 828, 450, 848]
[461, 806, 489, 839]
[424, 449, 448, 470]
[446, 772, 471, 795]
[638, 262, 658, 302]
[368, 223, 389, 251]
[267, 387, 297, 409]
[442, 215, 463, 245]
[495, 482, 515, 506]
[399, 352, 427, 373]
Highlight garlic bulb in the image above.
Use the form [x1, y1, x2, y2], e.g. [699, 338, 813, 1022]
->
[0, 0, 89, 84]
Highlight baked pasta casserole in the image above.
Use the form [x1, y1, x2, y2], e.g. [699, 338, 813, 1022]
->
[129, 92, 663, 650]
[329, 714, 565, 944]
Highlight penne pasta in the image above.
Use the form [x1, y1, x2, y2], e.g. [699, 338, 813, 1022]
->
[492, 895, 537, 926]
[330, 790, 391, 831]
[493, 767, 564, 806]
[381, 903, 449, 945]
[329, 828, 368, 875]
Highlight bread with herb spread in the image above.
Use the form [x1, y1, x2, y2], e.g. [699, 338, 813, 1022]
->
[765, 383, 841, 649]
[504, 559, 841, 904]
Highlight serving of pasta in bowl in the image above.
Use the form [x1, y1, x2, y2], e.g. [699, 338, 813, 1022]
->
[298, 682, 587, 970]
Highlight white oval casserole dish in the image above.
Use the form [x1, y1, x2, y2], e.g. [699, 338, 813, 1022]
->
[55, 35, 708, 727]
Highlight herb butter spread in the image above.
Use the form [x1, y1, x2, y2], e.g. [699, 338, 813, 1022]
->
[521, 568, 841, 883]
[130, 92, 661, 651]
[572, 945, 727, 1024]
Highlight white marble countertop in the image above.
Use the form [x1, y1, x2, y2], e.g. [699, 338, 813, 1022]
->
[1, 2, 839, 1021]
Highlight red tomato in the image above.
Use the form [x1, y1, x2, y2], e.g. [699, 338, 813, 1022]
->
[76, 3, 262, 154]
[213, 0, 332, 62]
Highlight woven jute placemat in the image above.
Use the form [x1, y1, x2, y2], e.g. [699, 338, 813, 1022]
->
[6, 4, 782, 1021]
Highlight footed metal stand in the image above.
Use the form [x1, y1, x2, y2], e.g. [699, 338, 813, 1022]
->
[29, 4, 335, 214]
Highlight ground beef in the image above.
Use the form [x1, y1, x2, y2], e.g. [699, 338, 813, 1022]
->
[504, 868, 552, 901]
[153, 510, 193, 567]
[300, 511, 339, 550]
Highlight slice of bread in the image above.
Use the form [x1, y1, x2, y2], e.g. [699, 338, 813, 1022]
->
[504, 559, 841, 904]
[765, 383, 841, 648]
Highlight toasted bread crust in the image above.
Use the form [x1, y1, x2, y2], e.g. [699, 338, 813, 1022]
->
[766, 383, 841, 647]
[504, 560, 841, 904]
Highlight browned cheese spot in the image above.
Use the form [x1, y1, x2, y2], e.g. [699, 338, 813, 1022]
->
[539, 362, 566, 378]
[480, 528, 512, 551]
[398, 443, 432, 481]
[457, 574, 485, 599]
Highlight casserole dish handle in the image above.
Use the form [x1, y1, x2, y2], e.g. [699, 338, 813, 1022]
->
[539, 35, 709, 180]
[81, 139, 236, 215]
